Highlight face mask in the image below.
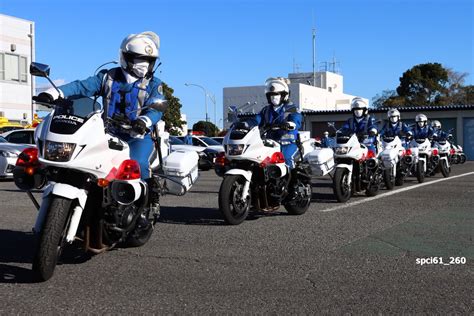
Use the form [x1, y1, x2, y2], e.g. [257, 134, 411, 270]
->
[390, 116, 399, 123]
[354, 109, 364, 118]
[270, 95, 281, 107]
[417, 122, 425, 128]
[131, 60, 150, 78]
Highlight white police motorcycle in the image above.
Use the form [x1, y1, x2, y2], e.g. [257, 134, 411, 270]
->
[14, 62, 198, 281]
[215, 107, 313, 225]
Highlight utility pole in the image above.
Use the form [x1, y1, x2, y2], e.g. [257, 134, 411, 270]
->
[312, 27, 316, 87]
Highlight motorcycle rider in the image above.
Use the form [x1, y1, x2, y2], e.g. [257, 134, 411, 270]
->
[341, 97, 378, 143]
[431, 120, 450, 141]
[380, 108, 412, 144]
[321, 131, 331, 148]
[411, 114, 435, 140]
[238, 77, 302, 169]
[34, 32, 165, 190]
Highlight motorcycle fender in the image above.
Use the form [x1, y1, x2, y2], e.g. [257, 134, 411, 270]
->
[336, 163, 353, 173]
[440, 156, 449, 167]
[225, 169, 252, 182]
[34, 183, 88, 242]
[225, 169, 252, 199]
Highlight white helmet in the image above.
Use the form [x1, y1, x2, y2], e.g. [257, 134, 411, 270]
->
[415, 113, 428, 128]
[265, 77, 290, 107]
[387, 108, 400, 123]
[431, 120, 441, 130]
[119, 31, 160, 78]
[351, 97, 368, 118]
[323, 131, 329, 137]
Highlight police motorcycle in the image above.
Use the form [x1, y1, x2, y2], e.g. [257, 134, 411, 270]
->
[431, 128, 455, 177]
[329, 122, 383, 202]
[450, 142, 466, 164]
[215, 106, 312, 225]
[406, 136, 437, 183]
[379, 135, 410, 187]
[14, 63, 198, 281]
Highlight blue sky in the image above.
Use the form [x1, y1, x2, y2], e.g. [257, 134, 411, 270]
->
[1, 0, 473, 127]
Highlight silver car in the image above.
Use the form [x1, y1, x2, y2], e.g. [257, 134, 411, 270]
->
[0, 136, 34, 178]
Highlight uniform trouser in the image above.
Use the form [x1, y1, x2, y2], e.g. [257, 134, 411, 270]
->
[281, 143, 299, 170]
[127, 134, 155, 180]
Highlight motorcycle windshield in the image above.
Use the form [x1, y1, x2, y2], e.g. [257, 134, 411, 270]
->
[415, 138, 426, 144]
[50, 97, 101, 135]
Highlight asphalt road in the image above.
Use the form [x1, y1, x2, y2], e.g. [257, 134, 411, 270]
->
[1, 163, 473, 314]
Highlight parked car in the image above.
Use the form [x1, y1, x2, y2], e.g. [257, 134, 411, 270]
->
[169, 136, 213, 171]
[177, 135, 224, 152]
[1, 128, 36, 145]
[0, 136, 35, 178]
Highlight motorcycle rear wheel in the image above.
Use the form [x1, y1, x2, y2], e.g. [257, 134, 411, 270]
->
[284, 182, 311, 215]
[333, 168, 351, 203]
[219, 175, 250, 225]
[32, 197, 73, 282]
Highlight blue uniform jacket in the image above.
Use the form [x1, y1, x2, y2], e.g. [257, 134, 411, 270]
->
[411, 125, 435, 139]
[341, 115, 378, 136]
[58, 67, 164, 126]
[380, 121, 412, 137]
[246, 104, 302, 144]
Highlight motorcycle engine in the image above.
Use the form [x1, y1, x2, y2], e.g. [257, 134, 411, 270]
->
[267, 178, 288, 205]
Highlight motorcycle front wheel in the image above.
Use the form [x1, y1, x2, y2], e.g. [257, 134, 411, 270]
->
[416, 161, 425, 183]
[32, 196, 73, 282]
[440, 159, 450, 178]
[218, 175, 250, 225]
[333, 168, 351, 203]
[383, 167, 395, 190]
[284, 181, 311, 215]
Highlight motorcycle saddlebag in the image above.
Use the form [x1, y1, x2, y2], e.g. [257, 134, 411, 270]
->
[306, 148, 335, 176]
[162, 150, 199, 195]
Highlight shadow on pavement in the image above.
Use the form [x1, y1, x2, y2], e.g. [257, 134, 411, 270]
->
[159, 206, 226, 225]
[0, 229, 93, 283]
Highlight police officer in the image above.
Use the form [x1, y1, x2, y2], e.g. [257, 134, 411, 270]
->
[34, 32, 165, 184]
[380, 109, 412, 141]
[321, 131, 331, 148]
[412, 114, 435, 140]
[341, 97, 378, 139]
[241, 77, 302, 169]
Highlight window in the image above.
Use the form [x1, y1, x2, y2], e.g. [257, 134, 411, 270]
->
[0, 52, 28, 83]
[5, 131, 33, 144]
[192, 138, 205, 147]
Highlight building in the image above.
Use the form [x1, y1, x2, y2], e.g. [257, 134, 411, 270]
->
[301, 105, 474, 160]
[223, 71, 367, 129]
[0, 14, 35, 123]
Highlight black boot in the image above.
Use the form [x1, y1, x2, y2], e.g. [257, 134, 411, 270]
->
[145, 177, 161, 222]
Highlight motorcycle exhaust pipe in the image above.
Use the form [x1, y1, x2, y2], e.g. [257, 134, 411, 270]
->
[265, 163, 287, 179]
[111, 180, 142, 205]
[366, 158, 378, 169]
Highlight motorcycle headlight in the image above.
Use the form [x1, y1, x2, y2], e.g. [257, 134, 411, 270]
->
[335, 147, 349, 155]
[0, 150, 18, 158]
[44, 141, 76, 162]
[228, 144, 246, 156]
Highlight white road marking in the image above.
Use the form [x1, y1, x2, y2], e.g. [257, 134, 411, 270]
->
[320, 171, 474, 213]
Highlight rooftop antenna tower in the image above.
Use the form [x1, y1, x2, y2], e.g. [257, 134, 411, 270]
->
[329, 52, 341, 74]
[312, 12, 316, 87]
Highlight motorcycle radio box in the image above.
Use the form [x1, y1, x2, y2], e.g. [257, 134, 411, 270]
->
[162, 150, 199, 195]
[306, 147, 335, 177]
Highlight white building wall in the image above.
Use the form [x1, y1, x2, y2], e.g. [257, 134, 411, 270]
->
[0, 14, 35, 123]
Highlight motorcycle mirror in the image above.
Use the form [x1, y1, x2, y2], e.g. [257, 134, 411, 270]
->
[30, 62, 62, 96]
[30, 62, 50, 77]
[327, 122, 335, 127]
[148, 99, 169, 112]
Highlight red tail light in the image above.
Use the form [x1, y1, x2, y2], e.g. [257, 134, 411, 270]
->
[432, 148, 439, 156]
[16, 148, 39, 167]
[261, 152, 286, 168]
[116, 159, 141, 180]
[270, 152, 285, 164]
[450, 148, 455, 155]
[215, 152, 229, 167]
[405, 149, 412, 156]
[367, 150, 376, 159]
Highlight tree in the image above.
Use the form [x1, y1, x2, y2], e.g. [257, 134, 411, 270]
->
[371, 90, 398, 108]
[193, 121, 219, 136]
[396, 63, 449, 106]
[161, 82, 186, 135]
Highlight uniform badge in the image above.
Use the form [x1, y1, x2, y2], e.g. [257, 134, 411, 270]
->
[158, 84, 163, 95]
[145, 45, 153, 55]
